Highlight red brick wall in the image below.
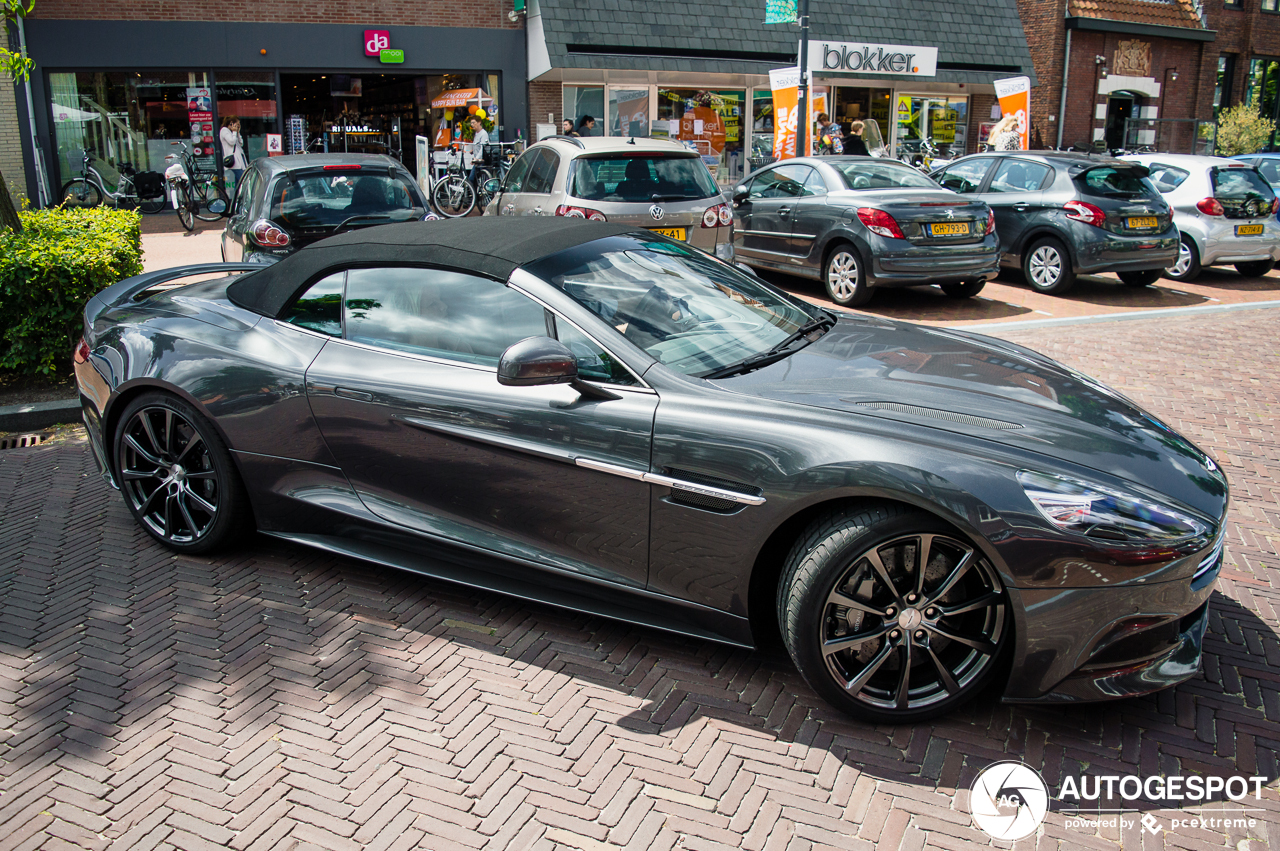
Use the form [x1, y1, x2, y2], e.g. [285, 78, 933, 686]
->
[967, 93, 996, 153]
[527, 80, 561, 141]
[1014, 0, 1065, 147]
[31, 0, 522, 29]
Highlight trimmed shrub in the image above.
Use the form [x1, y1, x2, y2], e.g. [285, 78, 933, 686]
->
[0, 207, 142, 375]
[1215, 104, 1276, 157]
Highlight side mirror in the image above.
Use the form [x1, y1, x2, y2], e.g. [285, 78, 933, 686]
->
[483, 178, 502, 196]
[497, 337, 622, 401]
[207, 197, 228, 216]
[733, 184, 749, 203]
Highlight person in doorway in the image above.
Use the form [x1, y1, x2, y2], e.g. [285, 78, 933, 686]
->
[576, 115, 596, 136]
[467, 115, 490, 187]
[815, 113, 843, 154]
[988, 112, 1022, 151]
[843, 120, 870, 156]
[219, 117, 248, 189]
[562, 119, 575, 136]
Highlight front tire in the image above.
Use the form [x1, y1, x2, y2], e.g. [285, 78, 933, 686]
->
[1165, 235, 1201, 282]
[1023, 237, 1076, 294]
[1234, 259, 1273, 278]
[777, 506, 1009, 723]
[939, 280, 985, 299]
[824, 244, 873, 306]
[60, 179, 102, 209]
[431, 177, 476, 218]
[175, 184, 197, 232]
[1117, 269, 1162, 287]
[113, 393, 250, 553]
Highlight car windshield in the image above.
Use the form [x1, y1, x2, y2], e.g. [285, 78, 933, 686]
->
[832, 161, 940, 190]
[527, 235, 820, 377]
[1075, 166, 1156, 198]
[269, 170, 424, 228]
[567, 155, 720, 202]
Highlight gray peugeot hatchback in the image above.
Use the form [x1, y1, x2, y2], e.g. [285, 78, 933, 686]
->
[932, 152, 1178, 294]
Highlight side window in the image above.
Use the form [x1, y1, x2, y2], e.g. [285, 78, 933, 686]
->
[1258, 160, 1280, 186]
[281, 271, 344, 336]
[233, 169, 259, 215]
[750, 165, 809, 199]
[552, 318, 638, 386]
[937, 158, 993, 194]
[987, 160, 1051, 193]
[801, 167, 828, 196]
[503, 150, 535, 193]
[525, 149, 561, 194]
[343, 268, 548, 367]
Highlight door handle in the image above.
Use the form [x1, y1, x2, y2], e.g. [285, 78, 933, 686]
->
[779, 207, 791, 217]
[1012, 203, 1030, 211]
[335, 387, 373, 402]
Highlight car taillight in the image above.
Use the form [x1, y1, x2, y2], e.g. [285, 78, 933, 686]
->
[74, 337, 90, 364]
[856, 207, 905, 239]
[702, 202, 732, 228]
[555, 204, 607, 221]
[1196, 197, 1225, 216]
[985, 208, 996, 235]
[250, 219, 291, 247]
[1063, 200, 1107, 228]
[1272, 197, 1278, 215]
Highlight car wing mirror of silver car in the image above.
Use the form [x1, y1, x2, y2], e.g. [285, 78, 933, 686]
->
[497, 336, 621, 402]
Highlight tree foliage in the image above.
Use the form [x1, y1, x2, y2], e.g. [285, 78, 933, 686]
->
[1215, 103, 1277, 157]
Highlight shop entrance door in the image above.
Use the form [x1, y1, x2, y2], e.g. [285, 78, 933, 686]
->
[1104, 94, 1138, 151]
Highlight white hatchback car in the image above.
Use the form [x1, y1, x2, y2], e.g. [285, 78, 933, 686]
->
[1121, 153, 1280, 281]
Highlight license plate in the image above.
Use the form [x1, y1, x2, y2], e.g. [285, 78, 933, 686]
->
[1127, 216, 1158, 229]
[929, 222, 969, 236]
[648, 227, 687, 240]
[1236, 224, 1265, 236]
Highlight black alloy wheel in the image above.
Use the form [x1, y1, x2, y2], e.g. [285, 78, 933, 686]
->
[114, 393, 248, 553]
[1117, 269, 1163, 288]
[1235, 259, 1274, 278]
[940, 280, 986, 299]
[779, 506, 1009, 723]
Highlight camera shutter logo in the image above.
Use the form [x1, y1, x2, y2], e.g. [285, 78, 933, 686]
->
[650, 205, 665, 220]
[970, 762, 1049, 841]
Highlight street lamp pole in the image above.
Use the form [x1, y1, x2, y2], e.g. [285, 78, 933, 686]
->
[796, 0, 811, 157]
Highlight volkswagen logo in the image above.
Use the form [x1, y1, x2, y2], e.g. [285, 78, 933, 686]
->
[970, 762, 1049, 841]
[650, 205, 665, 221]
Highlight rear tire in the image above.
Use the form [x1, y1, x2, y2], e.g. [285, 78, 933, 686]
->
[824, 243, 873, 307]
[113, 392, 251, 554]
[1234, 259, 1274, 278]
[777, 505, 1009, 723]
[1164, 235, 1201, 282]
[176, 184, 197, 232]
[940, 280, 985, 299]
[1117, 269, 1162, 287]
[431, 177, 476, 218]
[60, 179, 102, 209]
[139, 196, 167, 214]
[1023, 237, 1076, 294]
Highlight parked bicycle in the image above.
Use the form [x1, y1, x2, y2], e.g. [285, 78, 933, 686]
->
[430, 147, 476, 218]
[163, 141, 229, 231]
[473, 142, 520, 210]
[60, 150, 167, 213]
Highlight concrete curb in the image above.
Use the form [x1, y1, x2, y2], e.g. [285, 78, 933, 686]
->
[946, 298, 1280, 333]
[0, 398, 81, 433]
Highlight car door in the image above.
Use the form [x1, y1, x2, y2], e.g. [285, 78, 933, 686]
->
[978, 158, 1052, 255]
[789, 165, 837, 268]
[520, 148, 561, 216]
[492, 147, 536, 216]
[734, 164, 810, 261]
[299, 265, 657, 587]
[221, 166, 260, 261]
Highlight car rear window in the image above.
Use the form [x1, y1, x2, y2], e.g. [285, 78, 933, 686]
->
[1075, 166, 1157, 198]
[1145, 163, 1189, 193]
[1211, 166, 1275, 201]
[567, 155, 720, 202]
[832, 161, 940, 190]
[269, 170, 424, 228]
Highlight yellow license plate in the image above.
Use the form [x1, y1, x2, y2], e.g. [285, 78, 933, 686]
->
[929, 222, 969, 236]
[648, 227, 687, 240]
[1236, 224, 1265, 235]
[1127, 216, 1159, 229]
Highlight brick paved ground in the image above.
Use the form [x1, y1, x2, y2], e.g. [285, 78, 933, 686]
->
[1, 309, 1278, 851]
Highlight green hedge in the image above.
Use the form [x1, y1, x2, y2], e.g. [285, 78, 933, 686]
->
[0, 207, 143, 375]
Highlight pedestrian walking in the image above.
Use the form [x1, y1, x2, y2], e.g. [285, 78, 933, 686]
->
[467, 116, 490, 187]
[988, 113, 1022, 151]
[843, 120, 870, 156]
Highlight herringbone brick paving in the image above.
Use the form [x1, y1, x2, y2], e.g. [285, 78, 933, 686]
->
[1, 309, 1278, 850]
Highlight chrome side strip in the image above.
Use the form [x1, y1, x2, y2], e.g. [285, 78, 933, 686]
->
[574, 458, 766, 506]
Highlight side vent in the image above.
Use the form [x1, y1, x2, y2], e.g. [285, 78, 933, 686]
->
[849, 401, 1023, 430]
[665, 468, 762, 514]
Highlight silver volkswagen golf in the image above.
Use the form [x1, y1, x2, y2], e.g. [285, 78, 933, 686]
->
[483, 136, 734, 259]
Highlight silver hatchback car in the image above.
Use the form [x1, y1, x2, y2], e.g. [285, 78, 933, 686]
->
[483, 137, 734, 260]
[1121, 153, 1280, 281]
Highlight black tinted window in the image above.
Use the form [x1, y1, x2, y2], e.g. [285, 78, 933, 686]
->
[1211, 166, 1275, 200]
[269, 170, 424, 227]
[234, 168, 259, 215]
[343, 268, 548, 367]
[524, 149, 560, 194]
[1076, 167, 1156, 198]
[567, 155, 719, 202]
[282, 271, 344, 336]
[987, 160, 1051, 193]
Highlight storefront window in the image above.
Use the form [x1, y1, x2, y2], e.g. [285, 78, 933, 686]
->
[895, 94, 968, 157]
[1247, 58, 1280, 149]
[828, 86, 891, 154]
[50, 70, 214, 189]
[564, 86, 603, 135]
[751, 90, 774, 164]
[656, 88, 745, 185]
[608, 89, 650, 137]
[1215, 55, 1236, 117]
[215, 72, 277, 166]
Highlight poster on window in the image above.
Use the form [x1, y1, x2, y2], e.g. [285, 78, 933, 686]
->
[186, 87, 215, 173]
[993, 76, 1031, 150]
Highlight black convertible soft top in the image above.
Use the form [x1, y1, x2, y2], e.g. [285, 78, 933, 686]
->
[227, 218, 640, 318]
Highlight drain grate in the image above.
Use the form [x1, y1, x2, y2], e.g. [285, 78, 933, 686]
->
[0, 433, 51, 451]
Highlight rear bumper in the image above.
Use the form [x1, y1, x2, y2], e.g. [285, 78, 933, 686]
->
[867, 234, 1002, 287]
[1071, 224, 1180, 274]
[1180, 215, 1280, 267]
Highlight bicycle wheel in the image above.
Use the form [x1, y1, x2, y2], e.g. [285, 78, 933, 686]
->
[194, 181, 229, 221]
[60, 179, 103, 209]
[473, 168, 496, 211]
[139, 195, 167, 214]
[176, 184, 197, 232]
[431, 177, 475, 218]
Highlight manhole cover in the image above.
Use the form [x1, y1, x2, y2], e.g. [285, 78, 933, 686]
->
[0, 432, 51, 451]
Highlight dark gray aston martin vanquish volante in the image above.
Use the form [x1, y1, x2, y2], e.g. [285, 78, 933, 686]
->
[75, 218, 1227, 722]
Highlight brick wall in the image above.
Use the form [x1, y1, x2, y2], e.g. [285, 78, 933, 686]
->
[32, 0, 522, 29]
[527, 79, 560, 141]
[0, 79, 26, 204]
[967, 92, 996, 153]
[1014, 0, 1065, 148]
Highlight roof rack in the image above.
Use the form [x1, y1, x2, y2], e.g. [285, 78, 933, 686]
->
[548, 135, 586, 148]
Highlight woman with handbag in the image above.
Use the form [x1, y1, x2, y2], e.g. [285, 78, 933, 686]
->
[219, 117, 248, 189]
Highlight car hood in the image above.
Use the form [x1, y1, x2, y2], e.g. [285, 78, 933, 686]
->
[716, 316, 1228, 520]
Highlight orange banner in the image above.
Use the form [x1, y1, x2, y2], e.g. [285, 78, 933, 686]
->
[994, 76, 1031, 150]
[769, 67, 800, 159]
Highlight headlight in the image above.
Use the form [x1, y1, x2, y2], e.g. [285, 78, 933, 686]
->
[1017, 470, 1209, 542]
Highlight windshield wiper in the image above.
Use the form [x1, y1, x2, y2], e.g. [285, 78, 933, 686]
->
[702, 312, 837, 380]
[651, 193, 699, 201]
[334, 214, 393, 230]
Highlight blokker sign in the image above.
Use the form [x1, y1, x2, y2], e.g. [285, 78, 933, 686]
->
[808, 40, 938, 77]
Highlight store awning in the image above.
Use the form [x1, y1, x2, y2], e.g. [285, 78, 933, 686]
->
[430, 88, 494, 109]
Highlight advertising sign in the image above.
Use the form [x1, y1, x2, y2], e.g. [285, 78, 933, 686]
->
[613, 90, 650, 137]
[769, 67, 800, 159]
[809, 41, 939, 77]
[364, 30, 390, 56]
[266, 134, 283, 156]
[993, 76, 1031, 150]
[185, 87, 215, 174]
